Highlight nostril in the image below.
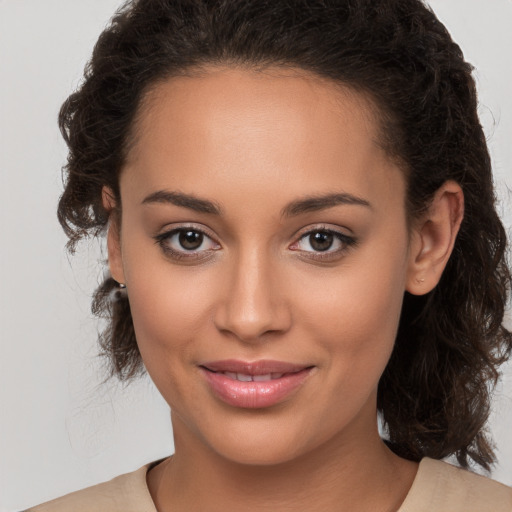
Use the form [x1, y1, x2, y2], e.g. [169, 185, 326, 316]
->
[212, 267, 292, 341]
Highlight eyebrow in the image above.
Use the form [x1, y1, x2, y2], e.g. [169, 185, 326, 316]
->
[142, 190, 221, 215]
[141, 190, 371, 217]
[281, 193, 372, 217]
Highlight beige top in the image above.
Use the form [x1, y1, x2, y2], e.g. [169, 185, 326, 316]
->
[26, 457, 512, 511]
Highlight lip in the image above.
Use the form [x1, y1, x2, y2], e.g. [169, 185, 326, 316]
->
[199, 359, 313, 409]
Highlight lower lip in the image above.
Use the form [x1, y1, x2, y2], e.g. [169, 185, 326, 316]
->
[200, 368, 312, 409]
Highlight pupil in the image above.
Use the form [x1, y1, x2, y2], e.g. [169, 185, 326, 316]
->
[179, 230, 203, 250]
[310, 231, 333, 251]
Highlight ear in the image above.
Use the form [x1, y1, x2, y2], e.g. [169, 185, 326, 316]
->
[102, 186, 126, 285]
[406, 181, 464, 295]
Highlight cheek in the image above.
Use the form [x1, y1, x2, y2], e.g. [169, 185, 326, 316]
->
[125, 270, 214, 413]
[121, 241, 224, 393]
[296, 246, 408, 382]
[127, 266, 217, 346]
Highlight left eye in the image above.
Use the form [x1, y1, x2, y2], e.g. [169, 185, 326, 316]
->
[156, 228, 219, 255]
[176, 230, 207, 250]
[292, 230, 354, 253]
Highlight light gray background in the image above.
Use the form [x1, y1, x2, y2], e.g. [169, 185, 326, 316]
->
[1, 1, 511, 510]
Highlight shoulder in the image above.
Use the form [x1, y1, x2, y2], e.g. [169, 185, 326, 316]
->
[399, 457, 512, 512]
[24, 463, 157, 512]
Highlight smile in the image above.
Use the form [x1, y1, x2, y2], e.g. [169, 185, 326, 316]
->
[199, 360, 313, 409]
[218, 372, 287, 381]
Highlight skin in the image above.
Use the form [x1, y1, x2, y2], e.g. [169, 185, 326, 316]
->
[105, 66, 463, 511]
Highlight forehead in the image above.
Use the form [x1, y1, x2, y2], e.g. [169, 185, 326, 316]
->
[130, 65, 381, 159]
[122, 66, 404, 212]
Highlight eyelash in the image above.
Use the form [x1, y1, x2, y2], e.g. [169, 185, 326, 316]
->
[290, 225, 357, 261]
[153, 225, 357, 262]
[153, 225, 220, 262]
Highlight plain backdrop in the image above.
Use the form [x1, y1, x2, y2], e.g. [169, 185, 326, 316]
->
[1, 1, 511, 510]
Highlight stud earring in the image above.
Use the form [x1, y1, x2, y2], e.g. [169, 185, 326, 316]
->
[110, 281, 127, 302]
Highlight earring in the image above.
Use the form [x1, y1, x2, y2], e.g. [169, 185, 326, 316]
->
[110, 281, 127, 302]
[415, 277, 425, 284]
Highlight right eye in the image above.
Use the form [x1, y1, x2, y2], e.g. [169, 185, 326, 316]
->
[154, 227, 220, 261]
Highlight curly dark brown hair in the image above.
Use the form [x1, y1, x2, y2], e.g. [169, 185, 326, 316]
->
[57, 0, 511, 471]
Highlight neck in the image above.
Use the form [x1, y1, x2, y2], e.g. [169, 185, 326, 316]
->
[148, 412, 418, 512]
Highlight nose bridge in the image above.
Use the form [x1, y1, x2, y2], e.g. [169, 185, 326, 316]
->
[215, 243, 288, 341]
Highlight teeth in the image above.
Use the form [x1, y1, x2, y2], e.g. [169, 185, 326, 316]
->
[221, 372, 284, 382]
[253, 373, 272, 382]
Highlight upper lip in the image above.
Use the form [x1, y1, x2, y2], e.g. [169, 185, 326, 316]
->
[200, 359, 311, 375]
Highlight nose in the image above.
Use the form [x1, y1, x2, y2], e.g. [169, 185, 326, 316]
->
[213, 248, 291, 343]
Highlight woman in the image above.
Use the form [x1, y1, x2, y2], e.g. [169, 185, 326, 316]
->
[25, 0, 512, 510]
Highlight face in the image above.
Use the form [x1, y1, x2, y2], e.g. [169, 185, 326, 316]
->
[110, 66, 415, 465]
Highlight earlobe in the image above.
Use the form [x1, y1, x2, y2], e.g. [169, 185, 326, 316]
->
[102, 186, 125, 285]
[406, 181, 464, 296]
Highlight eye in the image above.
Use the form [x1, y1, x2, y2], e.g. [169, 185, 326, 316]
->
[176, 230, 207, 251]
[154, 226, 220, 260]
[290, 227, 356, 259]
[303, 231, 336, 252]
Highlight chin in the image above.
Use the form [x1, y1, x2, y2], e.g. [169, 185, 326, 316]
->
[210, 437, 308, 467]
[189, 410, 340, 468]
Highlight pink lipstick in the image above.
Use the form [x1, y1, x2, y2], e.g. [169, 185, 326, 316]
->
[199, 360, 313, 408]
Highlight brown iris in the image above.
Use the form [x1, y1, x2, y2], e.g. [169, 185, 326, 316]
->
[309, 231, 334, 251]
[179, 230, 204, 250]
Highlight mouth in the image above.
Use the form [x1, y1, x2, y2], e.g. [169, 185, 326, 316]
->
[199, 360, 313, 409]
[205, 371, 291, 382]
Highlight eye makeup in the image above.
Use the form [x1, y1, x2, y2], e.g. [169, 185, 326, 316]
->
[153, 221, 357, 265]
[153, 224, 221, 263]
[289, 224, 358, 262]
